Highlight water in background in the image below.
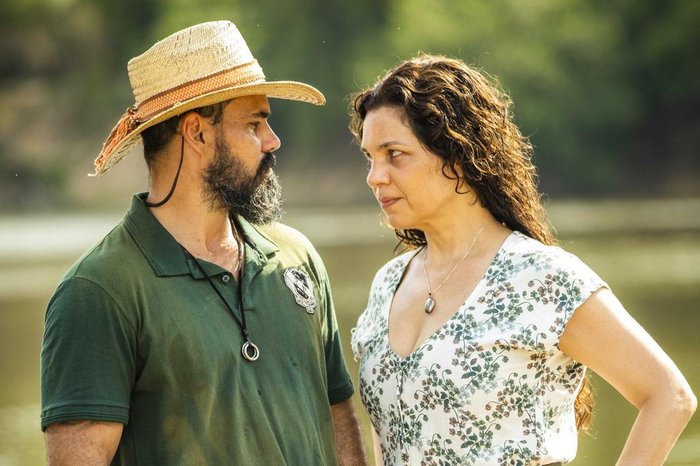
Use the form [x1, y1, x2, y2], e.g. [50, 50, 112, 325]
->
[0, 205, 698, 465]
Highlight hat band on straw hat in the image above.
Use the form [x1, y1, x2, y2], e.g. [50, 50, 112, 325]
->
[135, 60, 263, 120]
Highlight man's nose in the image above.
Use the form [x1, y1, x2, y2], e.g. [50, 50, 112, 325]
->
[263, 123, 281, 154]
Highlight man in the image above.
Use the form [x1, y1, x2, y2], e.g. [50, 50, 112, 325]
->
[41, 20, 367, 465]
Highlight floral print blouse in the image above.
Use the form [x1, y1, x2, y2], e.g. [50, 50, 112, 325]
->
[351, 231, 606, 466]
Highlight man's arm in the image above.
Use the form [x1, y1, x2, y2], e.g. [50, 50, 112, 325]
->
[331, 399, 367, 466]
[44, 420, 123, 466]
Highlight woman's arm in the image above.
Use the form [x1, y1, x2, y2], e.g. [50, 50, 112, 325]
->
[560, 288, 696, 465]
[372, 427, 384, 466]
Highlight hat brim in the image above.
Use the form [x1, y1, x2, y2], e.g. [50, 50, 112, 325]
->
[93, 80, 325, 175]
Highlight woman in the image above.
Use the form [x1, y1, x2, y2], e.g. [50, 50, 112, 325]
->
[349, 54, 696, 465]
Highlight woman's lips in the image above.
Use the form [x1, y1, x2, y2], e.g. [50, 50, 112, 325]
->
[378, 196, 399, 209]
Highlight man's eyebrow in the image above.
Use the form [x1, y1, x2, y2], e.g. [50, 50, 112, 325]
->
[248, 110, 271, 118]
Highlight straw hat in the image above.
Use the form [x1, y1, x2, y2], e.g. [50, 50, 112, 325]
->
[93, 20, 325, 175]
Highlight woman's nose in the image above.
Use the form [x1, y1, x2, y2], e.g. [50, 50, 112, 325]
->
[366, 161, 389, 188]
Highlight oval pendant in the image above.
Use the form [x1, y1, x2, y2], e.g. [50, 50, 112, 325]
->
[241, 341, 260, 361]
[424, 296, 436, 314]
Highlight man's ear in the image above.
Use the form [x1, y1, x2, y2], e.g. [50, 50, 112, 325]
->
[179, 112, 211, 154]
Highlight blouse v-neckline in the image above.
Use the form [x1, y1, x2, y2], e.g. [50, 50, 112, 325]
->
[384, 231, 517, 360]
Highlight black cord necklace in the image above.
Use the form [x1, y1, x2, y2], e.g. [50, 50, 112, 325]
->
[145, 137, 184, 208]
[183, 223, 259, 362]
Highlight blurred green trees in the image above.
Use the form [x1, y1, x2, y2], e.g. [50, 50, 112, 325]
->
[1, 0, 698, 210]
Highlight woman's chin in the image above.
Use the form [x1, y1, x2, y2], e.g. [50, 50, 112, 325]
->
[381, 212, 416, 231]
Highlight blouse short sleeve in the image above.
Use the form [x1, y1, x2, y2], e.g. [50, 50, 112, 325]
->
[487, 235, 607, 350]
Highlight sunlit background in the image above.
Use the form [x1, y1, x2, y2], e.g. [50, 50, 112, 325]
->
[1, 0, 698, 464]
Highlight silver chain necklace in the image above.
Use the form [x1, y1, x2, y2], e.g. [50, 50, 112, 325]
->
[422, 226, 486, 314]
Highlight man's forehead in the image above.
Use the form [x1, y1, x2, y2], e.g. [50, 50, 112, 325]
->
[227, 95, 272, 116]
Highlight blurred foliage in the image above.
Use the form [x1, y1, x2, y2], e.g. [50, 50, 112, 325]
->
[0, 0, 698, 211]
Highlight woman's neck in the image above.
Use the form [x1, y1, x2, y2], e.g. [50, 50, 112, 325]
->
[420, 208, 508, 268]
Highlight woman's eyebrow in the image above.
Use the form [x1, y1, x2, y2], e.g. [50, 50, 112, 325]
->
[363, 140, 408, 153]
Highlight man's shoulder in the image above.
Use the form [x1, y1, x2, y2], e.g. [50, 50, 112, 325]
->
[62, 220, 140, 283]
[251, 221, 332, 277]
[255, 221, 316, 252]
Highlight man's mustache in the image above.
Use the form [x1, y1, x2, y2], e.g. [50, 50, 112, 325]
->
[262, 152, 276, 169]
[255, 152, 277, 180]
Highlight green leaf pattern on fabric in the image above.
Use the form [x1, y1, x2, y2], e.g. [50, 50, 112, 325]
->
[351, 232, 605, 465]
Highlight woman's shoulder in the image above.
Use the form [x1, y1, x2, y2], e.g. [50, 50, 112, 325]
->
[491, 232, 607, 340]
[372, 248, 420, 283]
[491, 231, 598, 281]
[506, 231, 580, 263]
[352, 250, 418, 357]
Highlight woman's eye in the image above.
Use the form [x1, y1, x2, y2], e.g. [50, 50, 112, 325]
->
[389, 149, 402, 158]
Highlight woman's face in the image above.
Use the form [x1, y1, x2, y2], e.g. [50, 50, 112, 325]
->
[361, 105, 463, 231]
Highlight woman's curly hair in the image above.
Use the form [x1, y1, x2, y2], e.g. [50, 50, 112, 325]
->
[349, 53, 593, 431]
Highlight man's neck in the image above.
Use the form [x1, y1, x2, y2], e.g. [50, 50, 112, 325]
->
[148, 195, 241, 273]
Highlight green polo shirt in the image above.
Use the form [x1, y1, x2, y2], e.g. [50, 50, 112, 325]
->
[41, 193, 354, 465]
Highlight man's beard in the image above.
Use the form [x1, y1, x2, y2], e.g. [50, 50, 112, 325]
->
[202, 132, 283, 225]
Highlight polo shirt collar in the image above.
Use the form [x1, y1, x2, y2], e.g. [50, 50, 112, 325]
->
[236, 216, 279, 257]
[124, 193, 279, 277]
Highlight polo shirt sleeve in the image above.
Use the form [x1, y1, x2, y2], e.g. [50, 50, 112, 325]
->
[41, 276, 137, 430]
[314, 259, 354, 405]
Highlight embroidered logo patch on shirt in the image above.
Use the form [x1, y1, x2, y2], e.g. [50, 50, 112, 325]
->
[283, 268, 316, 314]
